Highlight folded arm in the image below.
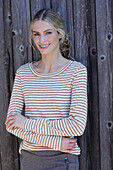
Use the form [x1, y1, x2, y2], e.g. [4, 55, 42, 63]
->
[6, 126, 62, 150]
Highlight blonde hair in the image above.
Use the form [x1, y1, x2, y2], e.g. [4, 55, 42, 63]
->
[29, 9, 74, 60]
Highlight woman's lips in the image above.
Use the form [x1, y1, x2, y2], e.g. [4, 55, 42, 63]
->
[39, 44, 50, 49]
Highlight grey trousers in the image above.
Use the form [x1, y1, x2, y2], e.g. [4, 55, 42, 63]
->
[20, 150, 79, 170]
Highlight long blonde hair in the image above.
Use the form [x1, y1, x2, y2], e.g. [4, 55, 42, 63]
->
[29, 9, 74, 60]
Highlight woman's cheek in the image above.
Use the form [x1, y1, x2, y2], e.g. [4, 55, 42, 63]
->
[32, 39, 39, 48]
[33, 37, 38, 44]
[49, 34, 57, 42]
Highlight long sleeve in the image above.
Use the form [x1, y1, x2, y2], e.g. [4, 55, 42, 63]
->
[7, 127, 62, 150]
[24, 66, 87, 137]
[6, 69, 62, 151]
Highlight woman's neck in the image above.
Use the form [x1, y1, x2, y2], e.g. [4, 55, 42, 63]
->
[34, 52, 69, 74]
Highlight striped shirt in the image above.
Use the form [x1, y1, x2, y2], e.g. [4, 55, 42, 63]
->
[6, 59, 87, 155]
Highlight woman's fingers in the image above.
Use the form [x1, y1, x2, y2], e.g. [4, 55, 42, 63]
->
[7, 113, 16, 118]
[7, 124, 15, 130]
[66, 138, 77, 146]
[5, 113, 19, 124]
[5, 113, 17, 129]
[61, 137, 77, 153]
[5, 115, 16, 124]
[5, 112, 26, 129]
[69, 138, 77, 143]
[6, 120, 15, 129]
[67, 145, 75, 149]
[68, 142, 76, 147]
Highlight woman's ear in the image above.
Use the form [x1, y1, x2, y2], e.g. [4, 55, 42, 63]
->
[59, 33, 63, 40]
[57, 31, 62, 39]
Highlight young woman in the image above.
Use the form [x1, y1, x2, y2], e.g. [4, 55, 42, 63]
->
[5, 9, 87, 170]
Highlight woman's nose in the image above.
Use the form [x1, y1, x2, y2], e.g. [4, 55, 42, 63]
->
[39, 35, 46, 43]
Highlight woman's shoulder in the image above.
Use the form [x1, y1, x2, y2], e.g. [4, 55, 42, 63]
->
[17, 62, 30, 71]
[69, 60, 87, 80]
[16, 62, 30, 74]
[71, 59, 87, 70]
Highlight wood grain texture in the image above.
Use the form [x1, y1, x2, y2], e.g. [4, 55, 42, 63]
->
[0, 0, 20, 170]
[51, 0, 75, 58]
[0, 1, 4, 169]
[96, 0, 113, 169]
[72, 0, 88, 66]
[11, 0, 32, 72]
[83, 0, 101, 169]
[0, 0, 113, 169]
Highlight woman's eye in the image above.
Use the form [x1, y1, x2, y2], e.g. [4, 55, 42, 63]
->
[33, 33, 40, 36]
[46, 32, 52, 35]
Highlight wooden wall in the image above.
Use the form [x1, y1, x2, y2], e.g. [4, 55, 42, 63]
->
[0, 0, 113, 169]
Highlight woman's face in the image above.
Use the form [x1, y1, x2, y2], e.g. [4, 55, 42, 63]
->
[32, 20, 62, 55]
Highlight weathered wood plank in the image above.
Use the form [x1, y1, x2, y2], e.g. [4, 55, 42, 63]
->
[51, 0, 75, 59]
[0, 0, 20, 170]
[24, 0, 32, 63]
[72, 1, 89, 169]
[96, 0, 113, 169]
[83, 0, 101, 169]
[11, 0, 32, 72]
[0, 0, 9, 169]
[72, 0, 88, 66]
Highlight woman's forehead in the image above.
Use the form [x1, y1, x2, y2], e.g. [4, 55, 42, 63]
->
[32, 20, 55, 32]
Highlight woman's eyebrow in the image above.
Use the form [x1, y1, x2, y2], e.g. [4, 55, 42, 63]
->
[32, 29, 53, 33]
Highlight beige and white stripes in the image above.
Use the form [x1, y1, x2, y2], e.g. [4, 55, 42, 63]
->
[6, 59, 87, 155]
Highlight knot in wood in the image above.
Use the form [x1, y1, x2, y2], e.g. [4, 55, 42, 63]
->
[106, 33, 112, 42]
[7, 13, 12, 22]
[100, 55, 106, 61]
[90, 47, 96, 56]
[19, 45, 24, 52]
[12, 29, 18, 36]
[107, 121, 113, 130]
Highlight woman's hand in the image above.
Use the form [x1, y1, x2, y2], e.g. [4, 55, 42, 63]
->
[5, 113, 27, 130]
[61, 137, 77, 153]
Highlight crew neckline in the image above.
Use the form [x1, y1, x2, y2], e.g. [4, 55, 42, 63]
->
[29, 60, 73, 77]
